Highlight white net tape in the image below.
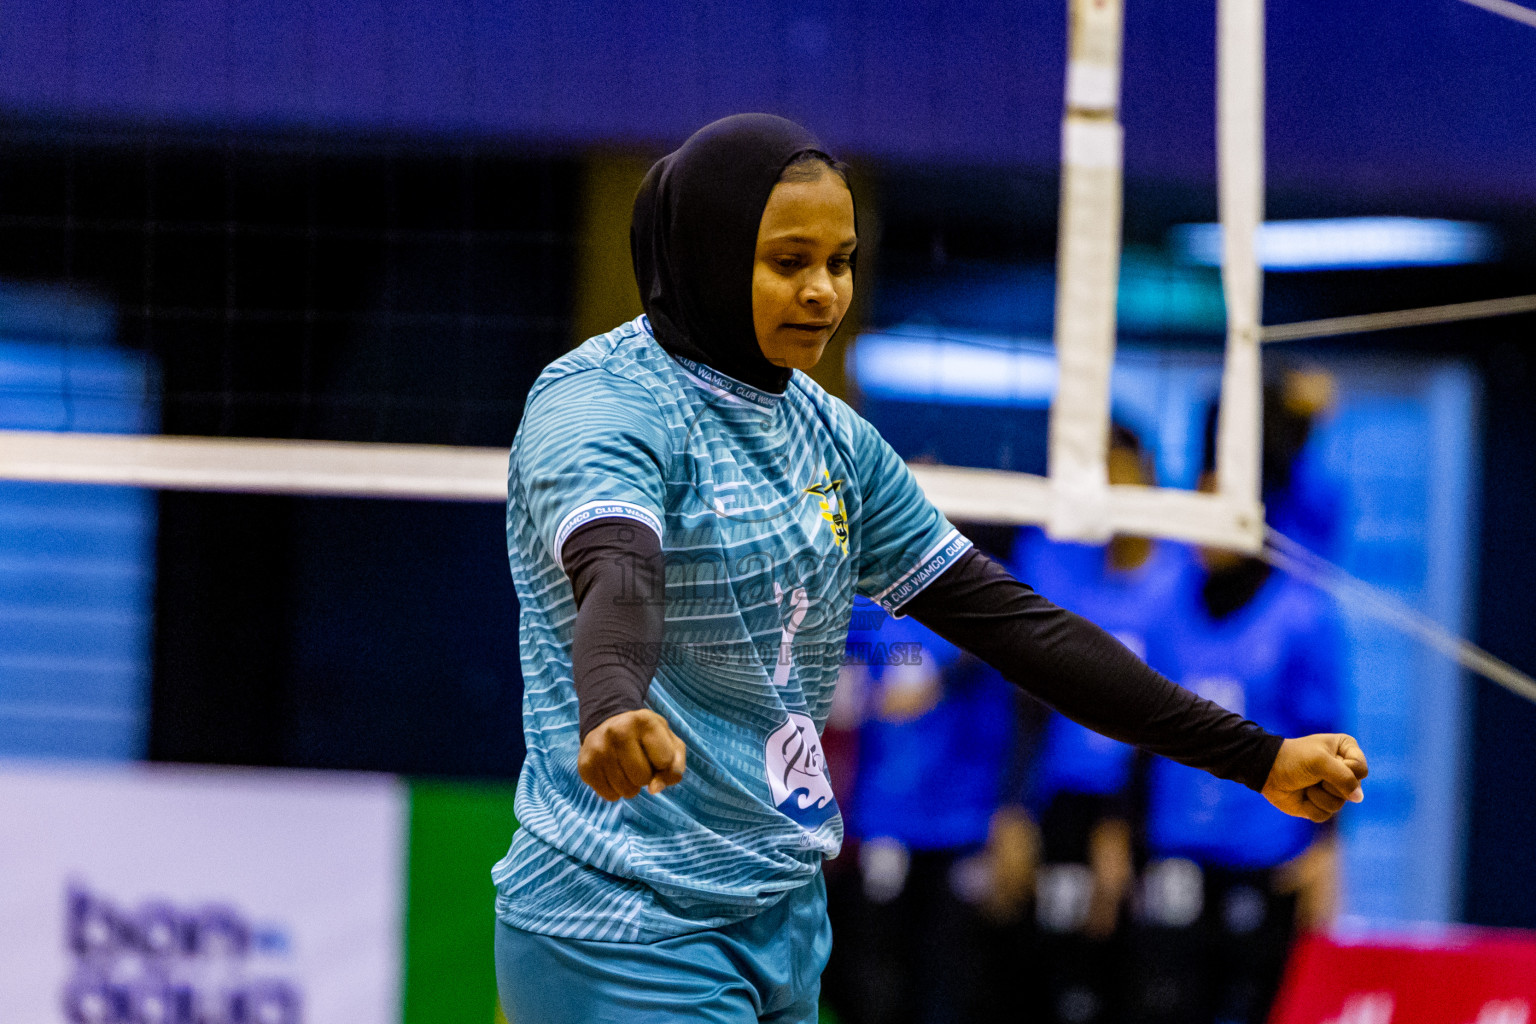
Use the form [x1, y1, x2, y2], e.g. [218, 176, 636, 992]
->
[1048, 0, 1125, 537]
[0, 430, 507, 502]
[0, 430, 1266, 549]
[1213, 0, 1265, 532]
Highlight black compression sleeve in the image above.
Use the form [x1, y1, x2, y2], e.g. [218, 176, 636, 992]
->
[561, 518, 665, 740]
[902, 547, 1283, 792]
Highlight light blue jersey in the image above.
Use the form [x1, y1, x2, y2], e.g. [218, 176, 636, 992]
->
[495, 316, 969, 942]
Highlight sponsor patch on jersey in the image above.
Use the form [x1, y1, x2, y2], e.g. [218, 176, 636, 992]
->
[765, 712, 838, 828]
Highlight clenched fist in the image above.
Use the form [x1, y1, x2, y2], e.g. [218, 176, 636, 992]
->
[578, 709, 688, 801]
[1262, 733, 1368, 822]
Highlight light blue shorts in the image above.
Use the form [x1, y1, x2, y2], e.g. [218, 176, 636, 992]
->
[494, 872, 831, 1024]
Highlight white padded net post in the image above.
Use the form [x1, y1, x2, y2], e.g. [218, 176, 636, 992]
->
[1213, 0, 1267, 544]
[1044, 0, 1264, 553]
[1047, 0, 1124, 544]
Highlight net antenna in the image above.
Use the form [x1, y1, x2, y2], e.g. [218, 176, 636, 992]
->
[1458, 0, 1536, 30]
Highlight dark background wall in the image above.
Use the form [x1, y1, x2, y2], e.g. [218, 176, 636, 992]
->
[1465, 344, 1536, 928]
[0, 127, 574, 777]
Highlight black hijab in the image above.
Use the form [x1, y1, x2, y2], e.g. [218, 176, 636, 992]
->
[631, 113, 843, 394]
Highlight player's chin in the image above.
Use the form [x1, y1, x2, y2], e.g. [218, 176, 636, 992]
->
[773, 335, 831, 370]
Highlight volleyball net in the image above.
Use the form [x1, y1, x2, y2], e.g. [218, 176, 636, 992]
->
[4, 0, 1532, 707]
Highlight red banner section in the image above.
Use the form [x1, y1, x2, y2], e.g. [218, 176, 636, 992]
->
[1271, 929, 1536, 1024]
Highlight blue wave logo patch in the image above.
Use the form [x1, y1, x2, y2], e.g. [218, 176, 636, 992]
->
[765, 713, 839, 829]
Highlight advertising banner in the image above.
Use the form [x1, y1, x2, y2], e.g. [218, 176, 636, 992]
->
[1272, 930, 1536, 1024]
[0, 761, 405, 1024]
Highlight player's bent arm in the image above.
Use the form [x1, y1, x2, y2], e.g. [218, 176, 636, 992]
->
[901, 548, 1365, 817]
[563, 519, 686, 800]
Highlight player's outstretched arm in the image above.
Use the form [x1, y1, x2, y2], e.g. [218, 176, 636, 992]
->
[578, 709, 688, 801]
[901, 548, 1373, 803]
[1261, 733, 1367, 822]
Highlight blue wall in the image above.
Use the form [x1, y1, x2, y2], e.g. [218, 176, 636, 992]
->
[4, 0, 1533, 200]
[0, 284, 157, 759]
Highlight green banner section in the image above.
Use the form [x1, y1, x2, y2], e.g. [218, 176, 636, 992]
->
[404, 779, 518, 1024]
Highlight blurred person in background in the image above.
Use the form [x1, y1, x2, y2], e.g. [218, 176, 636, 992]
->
[1262, 368, 1346, 560]
[826, 595, 1041, 1024]
[816, 598, 877, 1024]
[1128, 384, 1348, 1024]
[1010, 425, 1190, 1024]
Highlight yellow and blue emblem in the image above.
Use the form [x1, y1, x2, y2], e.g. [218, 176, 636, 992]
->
[804, 469, 849, 556]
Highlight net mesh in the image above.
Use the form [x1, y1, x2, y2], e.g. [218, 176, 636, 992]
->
[0, 122, 579, 447]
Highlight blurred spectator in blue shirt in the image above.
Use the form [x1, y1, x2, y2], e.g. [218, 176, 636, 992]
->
[826, 588, 1040, 1024]
[1011, 424, 1188, 1024]
[1130, 382, 1347, 1024]
[1260, 368, 1347, 560]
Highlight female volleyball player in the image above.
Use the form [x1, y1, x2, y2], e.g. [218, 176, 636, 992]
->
[494, 113, 1367, 1024]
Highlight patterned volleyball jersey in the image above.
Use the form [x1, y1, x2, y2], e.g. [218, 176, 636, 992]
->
[494, 316, 969, 942]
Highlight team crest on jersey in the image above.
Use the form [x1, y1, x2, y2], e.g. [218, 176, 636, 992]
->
[803, 469, 849, 556]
